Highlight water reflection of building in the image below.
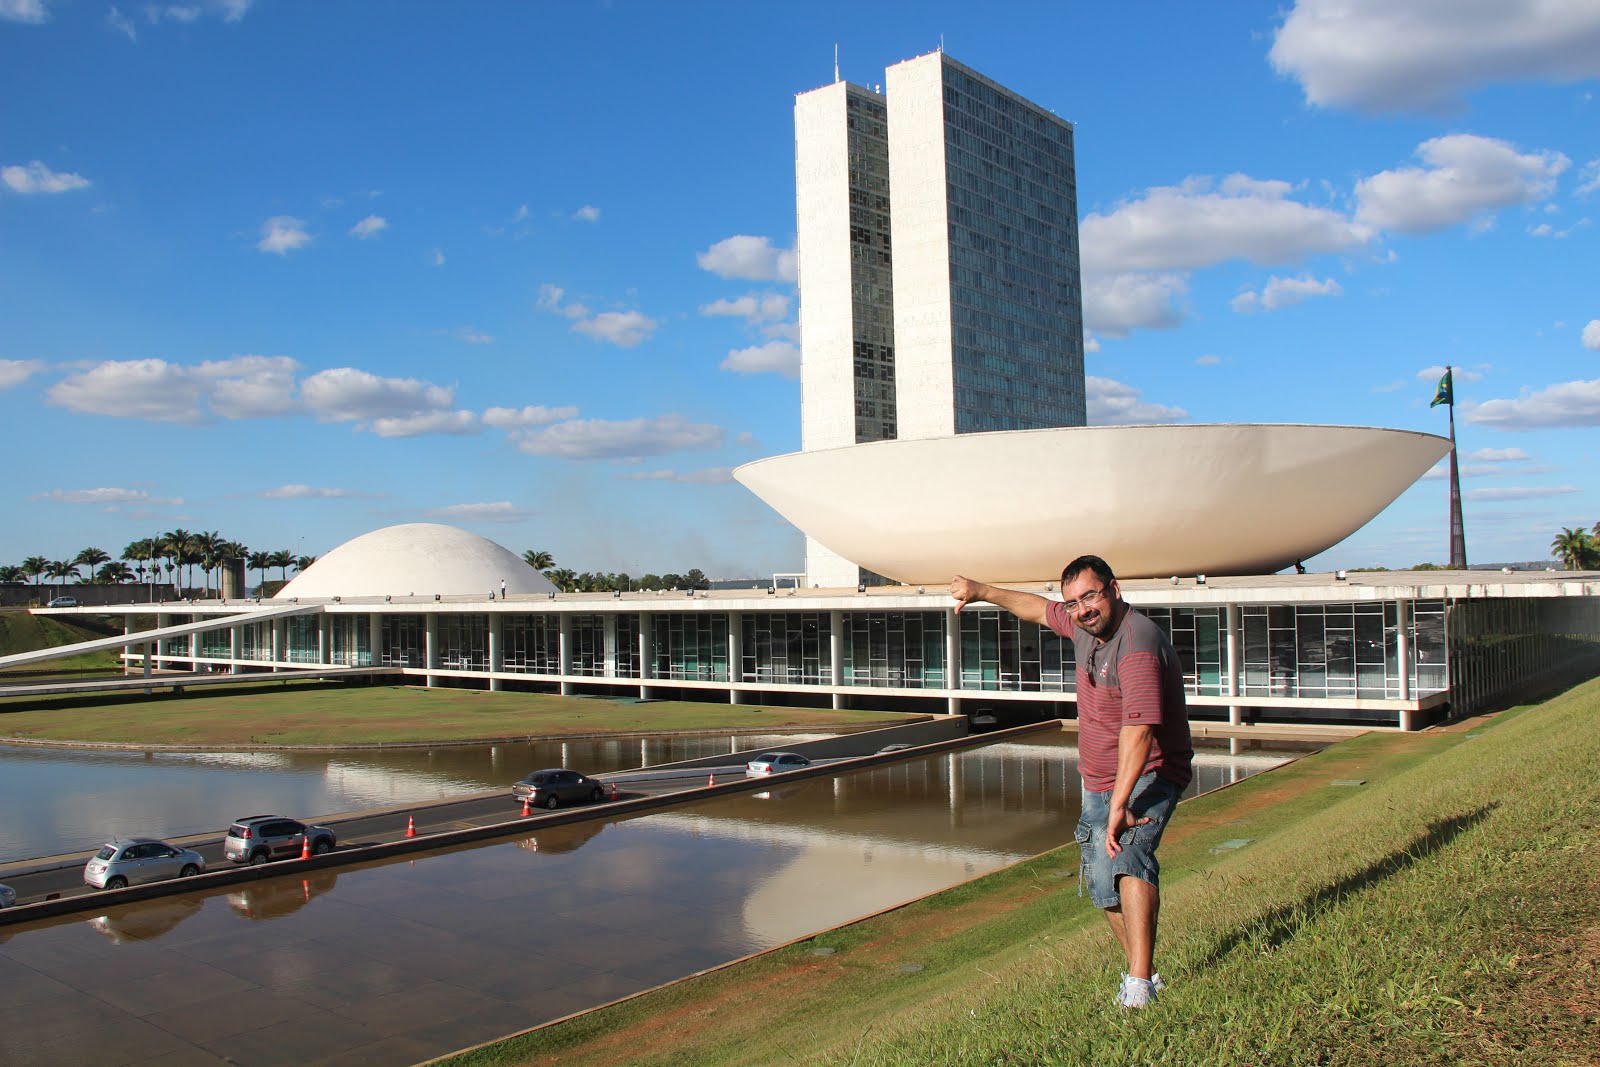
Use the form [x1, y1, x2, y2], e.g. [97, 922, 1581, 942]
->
[21, 524, 1598, 731]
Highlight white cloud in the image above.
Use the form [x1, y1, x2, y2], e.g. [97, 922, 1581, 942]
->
[0, 0, 49, 24]
[1083, 272, 1187, 336]
[573, 205, 601, 222]
[1578, 160, 1600, 197]
[260, 484, 363, 500]
[0, 358, 45, 389]
[537, 284, 589, 319]
[258, 215, 311, 255]
[370, 410, 479, 438]
[144, 0, 252, 25]
[199, 354, 298, 418]
[1080, 174, 1371, 275]
[1231, 274, 1343, 313]
[2, 160, 90, 194]
[1466, 379, 1600, 429]
[106, 5, 135, 38]
[513, 413, 723, 460]
[349, 214, 387, 239]
[615, 467, 734, 484]
[511, 204, 530, 223]
[300, 367, 452, 422]
[428, 248, 445, 267]
[46, 354, 298, 423]
[1083, 334, 1101, 353]
[452, 326, 493, 344]
[1195, 354, 1222, 366]
[696, 235, 798, 282]
[482, 404, 578, 428]
[1417, 365, 1484, 382]
[721, 340, 800, 378]
[1270, 0, 1600, 113]
[33, 487, 182, 505]
[49, 359, 207, 423]
[1371, 379, 1407, 393]
[1355, 135, 1569, 234]
[1583, 320, 1600, 350]
[1466, 447, 1530, 462]
[1086, 375, 1188, 425]
[700, 291, 791, 324]
[1466, 485, 1581, 502]
[425, 501, 532, 523]
[572, 309, 658, 347]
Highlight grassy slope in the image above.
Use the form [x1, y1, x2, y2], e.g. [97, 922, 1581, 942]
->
[441, 680, 1600, 1067]
[0, 610, 122, 673]
[0, 683, 911, 746]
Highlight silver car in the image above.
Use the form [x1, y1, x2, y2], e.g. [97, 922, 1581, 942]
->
[84, 838, 205, 890]
[745, 751, 811, 777]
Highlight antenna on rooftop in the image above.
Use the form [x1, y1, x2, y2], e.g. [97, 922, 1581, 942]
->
[833, 43, 839, 83]
[939, 33, 944, 53]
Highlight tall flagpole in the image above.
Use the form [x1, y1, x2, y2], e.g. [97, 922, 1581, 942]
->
[1445, 365, 1467, 568]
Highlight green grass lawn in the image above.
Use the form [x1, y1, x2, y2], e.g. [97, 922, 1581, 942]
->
[0, 609, 123, 674]
[440, 677, 1600, 1067]
[0, 681, 914, 746]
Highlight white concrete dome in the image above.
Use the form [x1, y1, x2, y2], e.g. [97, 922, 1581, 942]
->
[275, 523, 557, 599]
[735, 424, 1451, 583]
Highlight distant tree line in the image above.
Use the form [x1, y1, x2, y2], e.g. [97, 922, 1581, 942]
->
[520, 549, 708, 593]
[0, 530, 315, 595]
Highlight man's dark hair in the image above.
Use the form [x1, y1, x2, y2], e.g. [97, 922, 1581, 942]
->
[1060, 554, 1116, 588]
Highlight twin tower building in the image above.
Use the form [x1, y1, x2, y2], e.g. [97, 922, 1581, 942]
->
[793, 51, 1088, 586]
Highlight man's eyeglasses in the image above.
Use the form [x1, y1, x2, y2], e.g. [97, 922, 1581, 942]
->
[1061, 587, 1108, 614]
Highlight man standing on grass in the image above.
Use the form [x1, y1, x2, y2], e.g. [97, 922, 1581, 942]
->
[951, 555, 1192, 1009]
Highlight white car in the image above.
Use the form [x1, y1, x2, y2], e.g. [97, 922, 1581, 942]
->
[0, 883, 16, 908]
[84, 838, 205, 890]
[745, 751, 811, 777]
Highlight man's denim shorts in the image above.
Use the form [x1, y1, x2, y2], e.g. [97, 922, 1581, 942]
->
[1075, 771, 1182, 909]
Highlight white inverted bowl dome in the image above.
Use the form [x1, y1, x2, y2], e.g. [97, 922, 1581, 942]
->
[275, 523, 557, 599]
[734, 424, 1451, 583]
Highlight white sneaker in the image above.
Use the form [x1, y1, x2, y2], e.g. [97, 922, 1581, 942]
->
[1151, 972, 1166, 993]
[1118, 974, 1158, 1009]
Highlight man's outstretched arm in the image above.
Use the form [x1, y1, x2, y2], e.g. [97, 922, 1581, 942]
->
[950, 575, 1051, 626]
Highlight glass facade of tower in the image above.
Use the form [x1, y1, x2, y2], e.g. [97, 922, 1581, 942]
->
[940, 62, 1085, 432]
[845, 88, 897, 444]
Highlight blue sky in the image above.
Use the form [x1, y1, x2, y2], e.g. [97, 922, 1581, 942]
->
[3, 0, 1597, 579]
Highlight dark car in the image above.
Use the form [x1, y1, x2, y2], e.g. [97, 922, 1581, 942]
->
[512, 768, 605, 810]
[223, 815, 337, 865]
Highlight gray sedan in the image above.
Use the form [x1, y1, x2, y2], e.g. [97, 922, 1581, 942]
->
[84, 838, 206, 890]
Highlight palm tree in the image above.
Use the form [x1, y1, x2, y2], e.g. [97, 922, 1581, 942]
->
[293, 554, 316, 574]
[46, 559, 75, 589]
[122, 538, 157, 584]
[247, 550, 271, 590]
[546, 568, 576, 593]
[0, 564, 24, 584]
[96, 561, 134, 584]
[523, 549, 555, 571]
[268, 549, 294, 583]
[193, 530, 223, 594]
[159, 529, 192, 593]
[21, 555, 47, 592]
[73, 547, 111, 582]
[1550, 527, 1597, 570]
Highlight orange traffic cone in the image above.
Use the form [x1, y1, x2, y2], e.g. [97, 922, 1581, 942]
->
[300, 834, 312, 860]
[405, 815, 417, 838]
[708, 772, 716, 787]
[521, 796, 532, 816]
[610, 781, 618, 801]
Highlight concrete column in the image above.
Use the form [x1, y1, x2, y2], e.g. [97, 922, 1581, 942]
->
[369, 613, 381, 667]
[945, 607, 961, 715]
[122, 618, 132, 676]
[559, 612, 572, 696]
[230, 623, 240, 674]
[603, 612, 618, 678]
[638, 616, 651, 699]
[425, 613, 438, 688]
[317, 614, 329, 666]
[1396, 598, 1413, 730]
[728, 611, 743, 705]
[488, 612, 503, 692]
[829, 609, 845, 710]
[1226, 602, 1244, 753]
[271, 617, 283, 671]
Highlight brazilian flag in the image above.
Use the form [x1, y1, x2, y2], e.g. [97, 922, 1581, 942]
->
[1430, 368, 1453, 408]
